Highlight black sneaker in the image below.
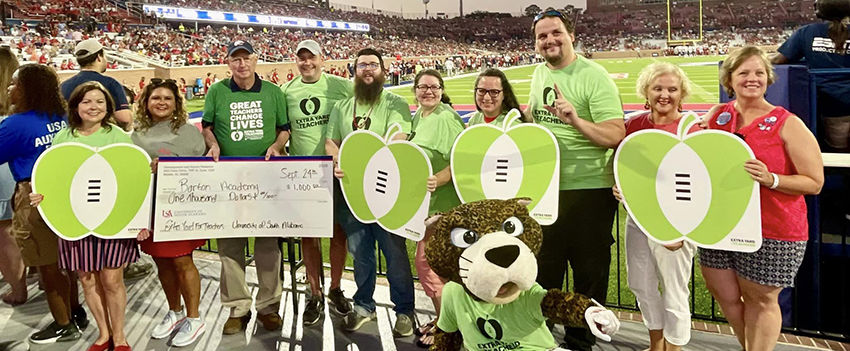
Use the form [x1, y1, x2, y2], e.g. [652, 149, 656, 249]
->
[29, 321, 81, 344]
[302, 296, 324, 326]
[72, 306, 89, 331]
[327, 288, 352, 315]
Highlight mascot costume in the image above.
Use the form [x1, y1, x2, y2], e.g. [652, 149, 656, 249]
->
[425, 198, 620, 351]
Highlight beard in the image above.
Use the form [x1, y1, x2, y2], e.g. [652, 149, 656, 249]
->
[540, 44, 565, 66]
[354, 73, 385, 104]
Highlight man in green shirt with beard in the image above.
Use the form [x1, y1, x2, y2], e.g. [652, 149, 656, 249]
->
[525, 8, 626, 351]
[277, 40, 354, 326]
[325, 48, 416, 337]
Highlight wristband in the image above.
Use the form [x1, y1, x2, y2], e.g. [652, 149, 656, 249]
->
[770, 173, 779, 189]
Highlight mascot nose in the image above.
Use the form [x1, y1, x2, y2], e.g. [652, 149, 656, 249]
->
[485, 245, 520, 268]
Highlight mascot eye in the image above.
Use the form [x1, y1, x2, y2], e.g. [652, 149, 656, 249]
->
[450, 228, 479, 248]
[502, 217, 524, 236]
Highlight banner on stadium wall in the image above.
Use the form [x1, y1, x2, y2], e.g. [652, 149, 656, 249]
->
[338, 123, 432, 241]
[143, 5, 370, 32]
[450, 109, 560, 225]
[32, 143, 153, 241]
[614, 112, 762, 252]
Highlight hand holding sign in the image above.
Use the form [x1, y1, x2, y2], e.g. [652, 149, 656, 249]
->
[543, 83, 577, 125]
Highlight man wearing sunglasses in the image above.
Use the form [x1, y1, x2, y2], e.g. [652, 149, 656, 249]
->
[527, 8, 626, 351]
[201, 40, 290, 336]
[325, 48, 416, 338]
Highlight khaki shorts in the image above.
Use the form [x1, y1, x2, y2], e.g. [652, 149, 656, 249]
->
[10, 182, 58, 267]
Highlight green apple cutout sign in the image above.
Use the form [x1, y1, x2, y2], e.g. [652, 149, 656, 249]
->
[614, 112, 762, 252]
[450, 109, 559, 225]
[338, 123, 432, 241]
[32, 143, 153, 241]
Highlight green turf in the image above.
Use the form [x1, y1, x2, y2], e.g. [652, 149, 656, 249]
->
[193, 55, 726, 317]
[185, 56, 725, 114]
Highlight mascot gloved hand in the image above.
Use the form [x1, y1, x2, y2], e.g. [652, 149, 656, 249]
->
[424, 198, 620, 351]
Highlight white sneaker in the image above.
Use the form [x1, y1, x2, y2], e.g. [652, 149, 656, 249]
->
[172, 317, 205, 347]
[151, 310, 186, 339]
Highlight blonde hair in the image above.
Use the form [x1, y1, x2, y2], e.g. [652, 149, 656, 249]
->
[133, 82, 189, 134]
[720, 46, 776, 98]
[0, 47, 19, 115]
[635, 62, 692, 101]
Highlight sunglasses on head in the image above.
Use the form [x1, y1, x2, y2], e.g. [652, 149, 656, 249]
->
[149, 78, 177, 85]
[533, 9, 566, 25]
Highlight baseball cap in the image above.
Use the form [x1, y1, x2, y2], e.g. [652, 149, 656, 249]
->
[295, 40, 321, 56]
[227, 40, 254, 56]
[74, 39, 103, 59]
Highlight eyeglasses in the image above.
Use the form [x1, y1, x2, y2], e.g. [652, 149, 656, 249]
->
[533, 9, 566, 25]
[475, 88, 502, 98]
[150, 78, 177, 86]
[415, 84, 442, 92]
[356, 62, 381, 71]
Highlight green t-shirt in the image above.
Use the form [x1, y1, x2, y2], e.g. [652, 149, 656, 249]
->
[409, 103, 465, 214]
[326, 89, 412, 141]
[467, 111, 522, 127]
[281, 74, 353, 156]
[53, 124, 133, 147]
[202, 77, 289, 157]
[438, 281, 556, 351]
[527, 57, 624, 190]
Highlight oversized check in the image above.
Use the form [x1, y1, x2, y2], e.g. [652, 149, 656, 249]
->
[153, 156, 334, 241]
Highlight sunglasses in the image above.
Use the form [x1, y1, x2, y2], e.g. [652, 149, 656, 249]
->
[149, 78, 177, 86]
[533, 10, 566, 25]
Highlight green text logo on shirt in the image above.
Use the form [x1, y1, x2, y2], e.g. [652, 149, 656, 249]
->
[300, 97, 321, 115]
[542, 87, 557, 107]
[614, 112, 762, 252]
[32, 143, 153, 241]
[338, 123, 432, 241]
[451, 109, 560, 225]
[229, 100, 265, 142]
[476, 318, 504, 340]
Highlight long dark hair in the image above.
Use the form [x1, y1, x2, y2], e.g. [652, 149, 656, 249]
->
[816, 0, 850, 54]
[11, 64, 66, 118]
[414, 69, 452, 106]
[67, 82, 115, 135]
[473, 68, 521, 114]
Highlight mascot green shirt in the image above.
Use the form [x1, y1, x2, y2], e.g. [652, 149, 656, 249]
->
[438, 281, 557, 350]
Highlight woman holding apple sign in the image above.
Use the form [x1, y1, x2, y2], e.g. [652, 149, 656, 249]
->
[408, 69, 465, 348]
[469, 69, 523, 127]
[613, 62, 700, 351]
[131, 79, 207, 347]
[30, 82, 143, 351]
[701, 46, 823, 351]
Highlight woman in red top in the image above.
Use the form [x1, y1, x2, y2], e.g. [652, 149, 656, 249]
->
[614, 62, 700, 351]
[700, 47, 823, 351]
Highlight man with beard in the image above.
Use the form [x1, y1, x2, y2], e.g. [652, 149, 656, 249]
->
[525, 8, 625, 351]
[278, 40, 354, 326]
[325, 48, 416, 337]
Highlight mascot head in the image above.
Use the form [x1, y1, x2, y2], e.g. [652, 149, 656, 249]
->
[425, 199, 543, 305]
[816, 0, 850, 20]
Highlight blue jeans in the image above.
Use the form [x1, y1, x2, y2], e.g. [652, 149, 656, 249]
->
[338, 204, 414, 316]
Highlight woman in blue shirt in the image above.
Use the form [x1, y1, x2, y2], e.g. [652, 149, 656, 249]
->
[0, 64, 88, 343]
[773, 0, 850, 150]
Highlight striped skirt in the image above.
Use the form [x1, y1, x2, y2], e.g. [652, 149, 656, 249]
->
[58, 236, 139, 272]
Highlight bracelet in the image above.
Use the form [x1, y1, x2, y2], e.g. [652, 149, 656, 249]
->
[770, 173, 780, 189]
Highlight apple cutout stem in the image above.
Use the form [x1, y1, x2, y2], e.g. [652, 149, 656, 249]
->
[614, 111, 762, 252]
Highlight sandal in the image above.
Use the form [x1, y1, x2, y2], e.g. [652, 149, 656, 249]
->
[415, 319, 436, 336]
[416, 331, 436, 348]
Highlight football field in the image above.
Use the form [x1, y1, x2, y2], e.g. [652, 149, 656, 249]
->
[185, 55, 725, 116]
